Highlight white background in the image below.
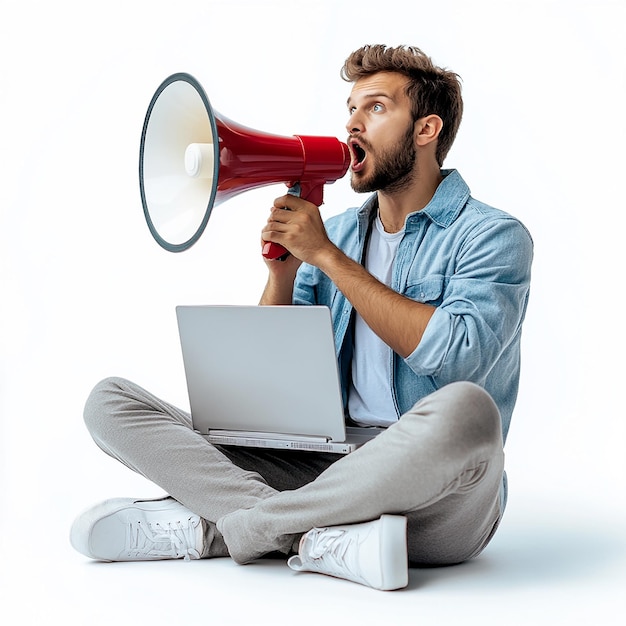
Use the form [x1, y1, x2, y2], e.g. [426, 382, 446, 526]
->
[1, 0, 624, 624]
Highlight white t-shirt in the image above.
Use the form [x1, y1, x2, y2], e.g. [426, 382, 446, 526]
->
[348, 215, 405, 427]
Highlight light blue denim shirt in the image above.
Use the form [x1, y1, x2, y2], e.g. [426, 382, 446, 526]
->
[293, 169, 533, 445]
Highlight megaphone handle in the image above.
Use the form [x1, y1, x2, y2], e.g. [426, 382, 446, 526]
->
[261, 181, 324, 261]
[296, 181, 324, 207]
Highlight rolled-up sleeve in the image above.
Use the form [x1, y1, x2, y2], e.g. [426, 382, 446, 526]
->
[406, 216, 533, 385]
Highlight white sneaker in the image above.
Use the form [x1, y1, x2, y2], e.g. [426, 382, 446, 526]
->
[287, 515, 408, 590]
[70, 497, 204, 562]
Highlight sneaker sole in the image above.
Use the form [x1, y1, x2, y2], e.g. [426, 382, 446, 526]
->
[378, 515, 409, 590]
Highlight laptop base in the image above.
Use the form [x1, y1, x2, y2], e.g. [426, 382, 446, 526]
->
[203, 432, 356, 454]
[201, 425, 384, 455]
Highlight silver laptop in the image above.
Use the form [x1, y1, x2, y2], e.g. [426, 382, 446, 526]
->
[176, 305, 383, 454]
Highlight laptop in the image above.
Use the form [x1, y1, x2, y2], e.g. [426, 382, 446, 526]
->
[176, 305, 384, 454]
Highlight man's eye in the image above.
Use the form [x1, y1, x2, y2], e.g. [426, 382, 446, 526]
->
[372, 104, 384, 112]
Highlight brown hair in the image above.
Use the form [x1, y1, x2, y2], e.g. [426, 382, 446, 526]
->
[341, 45, 463, 166]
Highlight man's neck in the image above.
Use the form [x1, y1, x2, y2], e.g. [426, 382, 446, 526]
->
[377, 161, 443, 233]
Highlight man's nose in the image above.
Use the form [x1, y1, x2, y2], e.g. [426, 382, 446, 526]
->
[346, 111, 363, 134]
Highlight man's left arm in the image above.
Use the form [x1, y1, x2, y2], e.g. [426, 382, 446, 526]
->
[312, 247, 436, 358]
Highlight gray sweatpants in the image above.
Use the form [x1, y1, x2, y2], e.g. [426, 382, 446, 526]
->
[83, 377, 505, 566]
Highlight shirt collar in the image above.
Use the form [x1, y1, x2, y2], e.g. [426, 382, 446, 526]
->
[418, 169, 470, 228]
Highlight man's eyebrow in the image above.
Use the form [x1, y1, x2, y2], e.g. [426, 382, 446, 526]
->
[347, 92, 395, 107]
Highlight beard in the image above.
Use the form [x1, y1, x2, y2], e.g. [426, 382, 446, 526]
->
[350, 123, 417, 194]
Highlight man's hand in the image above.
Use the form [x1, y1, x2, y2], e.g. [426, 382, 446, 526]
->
[261, 194, 337, 267]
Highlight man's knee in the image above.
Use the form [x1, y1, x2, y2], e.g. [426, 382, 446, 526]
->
[444, 381, 501, 432]
[83, 376, 130, 439]
[406, 381, 503, 453]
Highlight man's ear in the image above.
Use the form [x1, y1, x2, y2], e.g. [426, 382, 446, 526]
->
[414, 114, 443, 147]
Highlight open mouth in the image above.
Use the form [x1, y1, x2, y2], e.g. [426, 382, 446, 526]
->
[349, 140, 367, 172]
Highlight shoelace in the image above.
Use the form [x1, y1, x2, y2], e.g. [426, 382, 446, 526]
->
[304, 528, 369, 585]
[126, 518, 201, 561]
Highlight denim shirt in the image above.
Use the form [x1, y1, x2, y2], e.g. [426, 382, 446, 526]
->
[293, 169, 533, 445]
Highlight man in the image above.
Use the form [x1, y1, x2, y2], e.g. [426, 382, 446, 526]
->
[70, 44, 533, 591]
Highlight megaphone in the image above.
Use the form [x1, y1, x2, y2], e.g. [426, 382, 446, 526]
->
[139, 73, 350, 258]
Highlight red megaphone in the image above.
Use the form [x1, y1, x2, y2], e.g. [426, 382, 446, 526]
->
[139, 73, 350, 257]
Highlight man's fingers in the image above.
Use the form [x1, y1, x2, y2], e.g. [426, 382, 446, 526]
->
[272, 194, 309, 211]
[269, 205, 293, 223]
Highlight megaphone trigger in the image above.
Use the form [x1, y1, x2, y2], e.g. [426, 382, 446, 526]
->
[287, 182, 301, 198]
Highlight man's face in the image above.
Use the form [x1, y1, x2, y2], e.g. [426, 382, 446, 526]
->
[346, 72, 417, 194]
